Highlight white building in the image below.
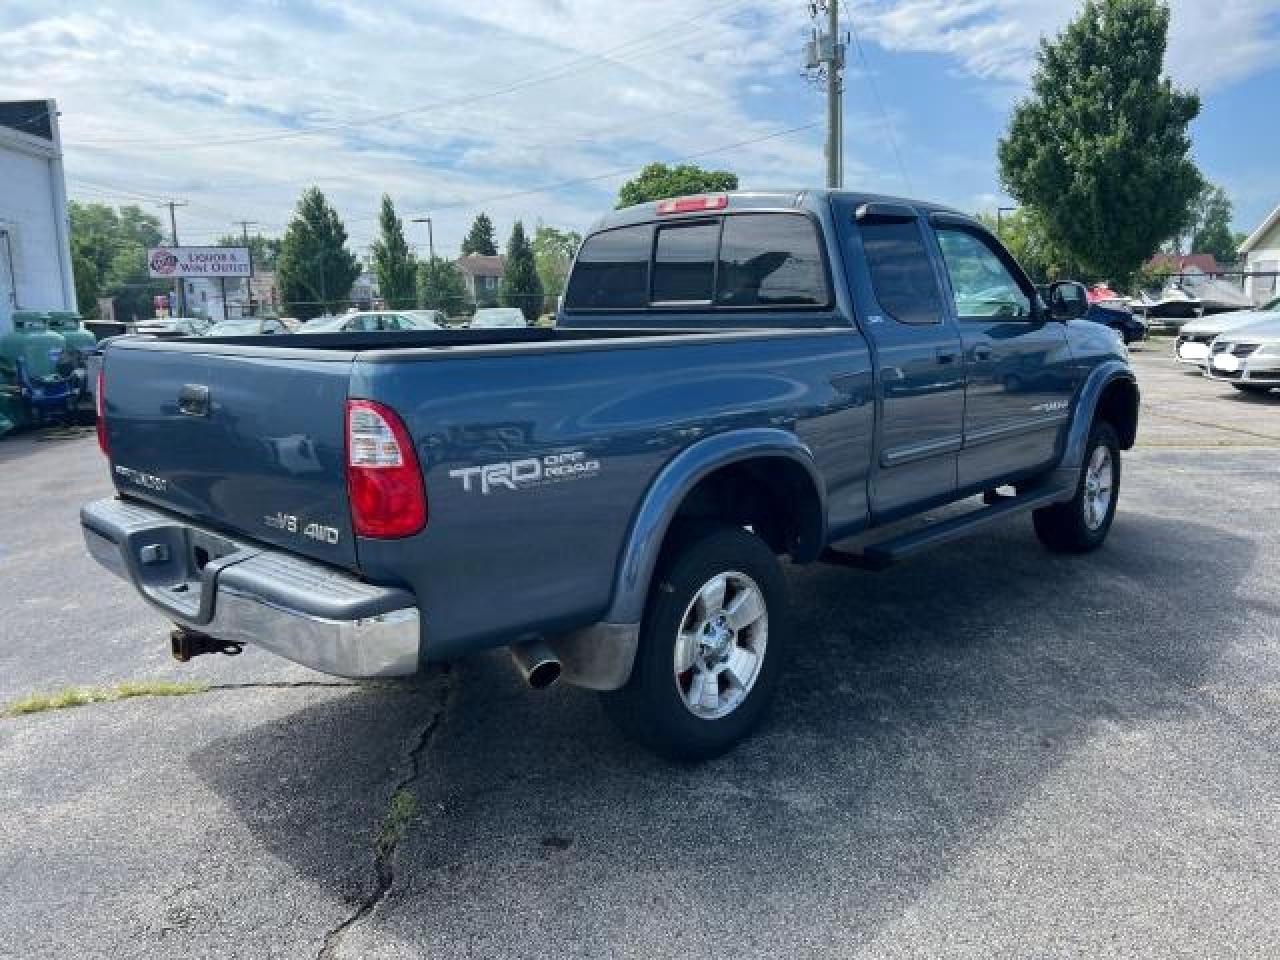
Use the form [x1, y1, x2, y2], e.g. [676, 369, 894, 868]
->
[1239, 203, 1280, 305]
[0, 99, 76, 334]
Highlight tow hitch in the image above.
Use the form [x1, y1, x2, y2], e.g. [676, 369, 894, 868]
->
[169, 626, 243, 662]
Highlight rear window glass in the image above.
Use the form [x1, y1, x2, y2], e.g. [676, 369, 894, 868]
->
[564, 224, 651, 309]
[716, 214, 827, 307]
[652, 222, 718, 302]
[859, 219, 944, 325]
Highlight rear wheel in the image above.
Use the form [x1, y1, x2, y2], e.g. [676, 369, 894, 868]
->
[600, 525, 788, 761]
[1033, 422, 1120, 554]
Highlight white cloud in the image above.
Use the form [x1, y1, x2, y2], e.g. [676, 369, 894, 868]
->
[850, 0, 1280, 93]
[0, 0, 831, 251]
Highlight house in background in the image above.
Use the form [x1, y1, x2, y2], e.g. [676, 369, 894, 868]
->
[457, 254, 505, 305]
[1239, 203, 1280, 305]
[0, 99, 76, 334]
[1145, 253, 1223, 276]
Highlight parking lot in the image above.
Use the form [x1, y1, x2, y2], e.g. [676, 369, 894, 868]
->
[2, 342, 1278, 959]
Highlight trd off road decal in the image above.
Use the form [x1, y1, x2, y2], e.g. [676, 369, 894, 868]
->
[449, 450, 601, 495]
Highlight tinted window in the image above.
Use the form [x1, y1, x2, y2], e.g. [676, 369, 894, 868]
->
[935, 228, 1031, 318]
[564, 225, 651, 309]
[859, 220, 944, 325]
[716, 214, 827, 306]
[652, 222, 717, 302]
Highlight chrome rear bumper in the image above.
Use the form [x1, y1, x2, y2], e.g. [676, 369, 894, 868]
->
[81, 497, 421, 678]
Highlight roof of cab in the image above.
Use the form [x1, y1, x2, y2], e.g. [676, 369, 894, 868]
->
[592, 187, 967, 233]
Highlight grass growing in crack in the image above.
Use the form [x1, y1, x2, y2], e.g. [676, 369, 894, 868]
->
[376, 788, 418, 861]
[4, 679, 211, 717]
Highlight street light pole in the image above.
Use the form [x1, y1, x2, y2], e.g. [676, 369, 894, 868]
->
[233, 219, 258, 316]
[158, 199, 188, 316]
[411, 217, 435, 262]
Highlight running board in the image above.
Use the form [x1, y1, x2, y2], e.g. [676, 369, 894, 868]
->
[820, 485, 1071, 571]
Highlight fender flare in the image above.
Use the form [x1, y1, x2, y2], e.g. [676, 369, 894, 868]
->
[1061, 361, 1140, 469]
[605, 428, 827, 626]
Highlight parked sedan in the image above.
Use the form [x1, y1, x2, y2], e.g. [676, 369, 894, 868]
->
[133, 316, 208, 337]
[1175, 296, 1280, 367]
[1204, 316, 1280, 394]
[204, 316, 290, 336]
[470, 307, 527, 329]
[1083, 303, 1146, 345]
[302, 311, 433, 332]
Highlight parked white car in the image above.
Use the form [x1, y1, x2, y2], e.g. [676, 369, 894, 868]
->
[1174, 296, 1280, 367]
[1204, 315, 1280, 394]
[303, 311, 434, 332]
[470, 307, 527, 329]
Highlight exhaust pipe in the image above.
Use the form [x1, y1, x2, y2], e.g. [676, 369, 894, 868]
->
[510, 639, 562, 690]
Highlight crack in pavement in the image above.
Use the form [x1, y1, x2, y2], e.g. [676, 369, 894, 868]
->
[316, 671, 456, 960]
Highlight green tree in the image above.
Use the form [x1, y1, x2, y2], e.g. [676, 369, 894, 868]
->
[460, 212, 498, 256]
[276, 187, 361, 320]
[417, 257, 468, 315]
[71, 248, 100, 319]
[369, 194, 417, 308]
[216, 232, 280, 271]
[500, 221, 544, 322]
[1188, 184, 1239, 262]
[531, 224, 581, 310]
[977, 208, 1070, 282]
[997, 0, 1202, 286]
[616, 162, 738, 209]
[68, 201, 170, 321]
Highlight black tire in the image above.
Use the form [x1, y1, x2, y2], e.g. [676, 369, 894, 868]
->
[1033, 422, 1121, 554]
[1231, 383, 1273, 394]
[599, 525, 789, 761]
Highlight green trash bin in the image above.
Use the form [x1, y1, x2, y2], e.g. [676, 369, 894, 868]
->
[46, 310, 97, 409]
[0, 310, 73, 430]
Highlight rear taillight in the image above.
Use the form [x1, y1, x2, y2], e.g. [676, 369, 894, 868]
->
[656, 193, 728, 215]
[95, 368, 108, 456]
[346, 399, 426, 538]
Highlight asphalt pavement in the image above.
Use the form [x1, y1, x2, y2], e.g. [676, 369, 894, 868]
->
[2, 343, 1279, 959]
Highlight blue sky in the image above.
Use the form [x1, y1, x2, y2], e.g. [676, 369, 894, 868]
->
[3, 0, 1277, 255]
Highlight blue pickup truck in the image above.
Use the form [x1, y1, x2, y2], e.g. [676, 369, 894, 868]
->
[82, 189, 1138, 759]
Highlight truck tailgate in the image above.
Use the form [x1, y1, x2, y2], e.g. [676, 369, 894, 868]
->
[102, 341, 360, 569]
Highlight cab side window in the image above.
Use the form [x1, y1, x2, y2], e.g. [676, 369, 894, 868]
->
[858, 219, 945, 325]
[934, 228, 1032, 319]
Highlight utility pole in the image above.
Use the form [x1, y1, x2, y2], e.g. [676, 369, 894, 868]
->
[158, 200, 188, 316]
[234, 219, 259, 316]
[825, 0, 841, 189]
[411, 217, 435, 261]
[805, 3, 845, 189]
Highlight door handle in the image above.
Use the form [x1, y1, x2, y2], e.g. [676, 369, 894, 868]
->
[972, 344, 993, 361]
[935, 349, 958, 365]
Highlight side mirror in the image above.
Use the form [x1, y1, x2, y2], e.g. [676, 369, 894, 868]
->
[1047, 281, 1089, 321]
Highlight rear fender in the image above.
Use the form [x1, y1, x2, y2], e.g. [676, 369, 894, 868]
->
[606, 428, 826, 626]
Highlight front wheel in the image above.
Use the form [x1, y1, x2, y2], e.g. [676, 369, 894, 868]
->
[1033, 422, 1121, 553]
[600, 525, 788, 761]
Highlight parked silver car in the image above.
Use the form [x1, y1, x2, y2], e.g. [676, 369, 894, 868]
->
[1175, 296, 1280, 367]
[470, 307, 527, 329]
[1204, 315, 1280, 394]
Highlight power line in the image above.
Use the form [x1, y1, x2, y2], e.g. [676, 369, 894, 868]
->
[70, 0, 754, 151]
[343, 121, 821, 223]
[842, 1, 913, 194]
